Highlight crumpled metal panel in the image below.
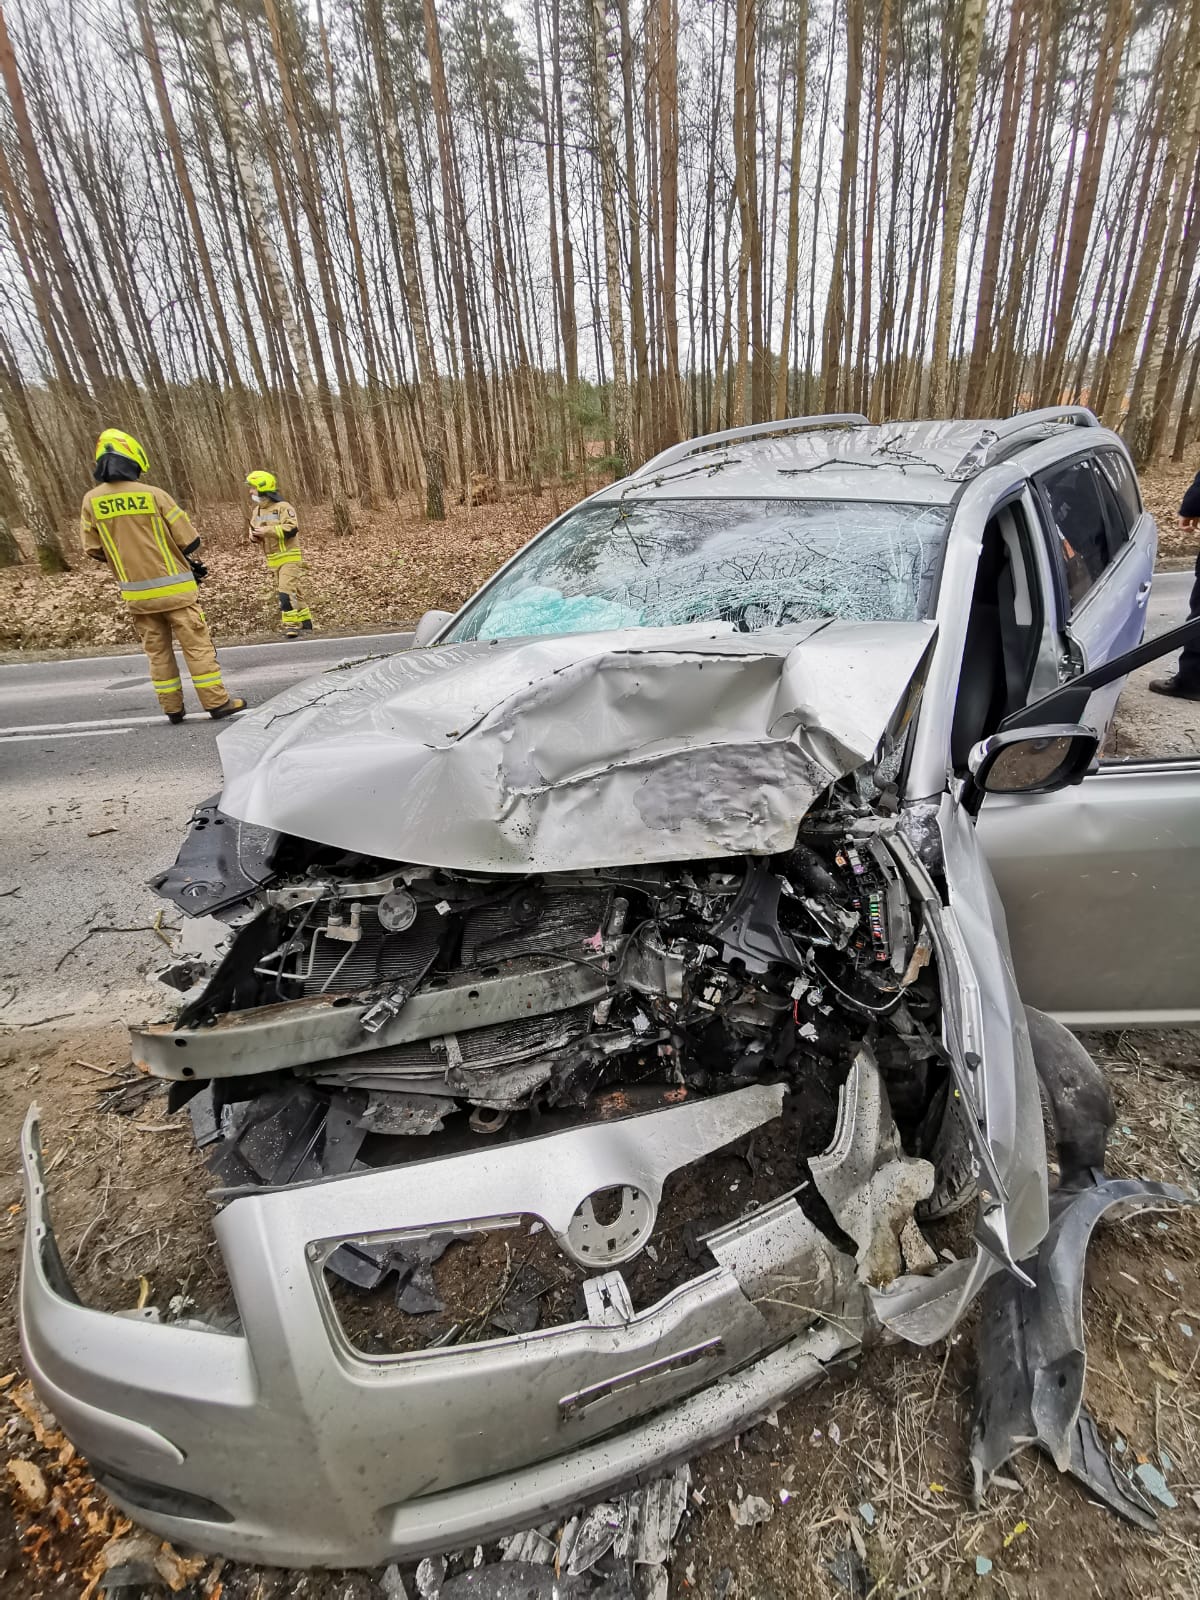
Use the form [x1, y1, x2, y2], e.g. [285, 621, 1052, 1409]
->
[215, 620, 936, 872]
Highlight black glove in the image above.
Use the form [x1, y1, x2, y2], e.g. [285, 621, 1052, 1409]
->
[188, 559, 208, 585]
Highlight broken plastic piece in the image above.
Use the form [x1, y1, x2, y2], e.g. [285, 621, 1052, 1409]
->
[416, 1555, 446, 1600]
[565, 1501, 624, 1574]
[499, 1530, 556, 1565]
[729, 1494, 773, 1528]
[1135, 1463, 1177, 1508]
[810, 1046, 935, 1286]
[971, 1175, 1197, 1527]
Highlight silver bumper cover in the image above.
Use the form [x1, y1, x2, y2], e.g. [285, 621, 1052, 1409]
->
[20, 1091, 865, 1568]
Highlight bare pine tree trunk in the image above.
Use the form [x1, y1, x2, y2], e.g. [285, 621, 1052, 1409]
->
[1040, 0, 1133, 404]
[930, 0, 985, 415]
[199, 0, 352, 533]
[0, 398, 65, 571]
[1101, 3, 1196, 434]
[822, 0, 861, 411]
[658, 0, 682, 440]
[965, 0, 1027, 413]
[731, 0, 757, 425]
[364, 0, 447, 518]
[775, 0, 808, 417]
[591, 0, 631, 471]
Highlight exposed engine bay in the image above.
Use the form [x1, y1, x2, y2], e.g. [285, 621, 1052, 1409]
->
[142, 785, 968, 1308]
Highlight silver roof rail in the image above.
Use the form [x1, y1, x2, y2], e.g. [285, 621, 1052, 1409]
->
[950, 406, 1100, 478]
[634, 413, 869, 478]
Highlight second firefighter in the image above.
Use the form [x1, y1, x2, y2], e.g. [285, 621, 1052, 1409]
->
[246, 471, 314, 638]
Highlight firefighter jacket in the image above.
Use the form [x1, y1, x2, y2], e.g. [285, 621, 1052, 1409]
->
[81, 483, 201, 614]
[249, 499, 303, 570]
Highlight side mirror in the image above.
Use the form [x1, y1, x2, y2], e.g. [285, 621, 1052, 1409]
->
[412, 609, 453, 648]
[963, 724, 1099, 814]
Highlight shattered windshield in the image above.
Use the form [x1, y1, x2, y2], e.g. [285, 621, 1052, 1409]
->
[447, 498, 949, 642]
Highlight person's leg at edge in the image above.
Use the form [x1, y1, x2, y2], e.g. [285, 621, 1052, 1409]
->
[1179, 547, 1200, 687]
[169, 604, 238, 713]
[130, 610, 185, 722]
[1151, 546, 1200, 698]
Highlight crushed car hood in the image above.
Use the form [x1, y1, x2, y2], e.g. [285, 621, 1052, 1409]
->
[216, 620, 937, 872]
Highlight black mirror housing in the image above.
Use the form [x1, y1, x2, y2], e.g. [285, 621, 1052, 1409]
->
[964, 723, 1099, 813]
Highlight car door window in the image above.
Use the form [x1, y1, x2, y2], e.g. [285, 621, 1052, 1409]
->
[1093, 469, 1130, 559]
[1096, 450, 1141, 546]
[1036, 457, 1111, 610]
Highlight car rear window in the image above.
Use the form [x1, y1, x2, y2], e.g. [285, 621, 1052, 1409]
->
[1037, 458, 1111, 608]
[446, 498, 950, 642]
[1096, 450, 1141, 535]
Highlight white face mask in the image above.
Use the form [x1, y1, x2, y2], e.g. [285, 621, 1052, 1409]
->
[251, 492, 262, 503]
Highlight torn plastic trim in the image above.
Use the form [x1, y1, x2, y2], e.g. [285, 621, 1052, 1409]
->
[971, 1176, 1198, 1527]
[20, 1090, 866, 1566]
[810, 1045, 936, 1286]
[149, 795, 280, 919]
[887, 825, 1035, 1286]
[132, 957, 609, 1081]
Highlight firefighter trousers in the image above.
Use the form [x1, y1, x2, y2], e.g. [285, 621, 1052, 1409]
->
[273, 560, 313, 634]
[130, 605, 230, 714]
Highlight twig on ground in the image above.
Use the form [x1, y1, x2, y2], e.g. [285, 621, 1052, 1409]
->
[72, 1173, 112, 1266]
[91, 1226, 155, 1266]
[72, 1059, 118, 1078]
[54, 923, 178, 972]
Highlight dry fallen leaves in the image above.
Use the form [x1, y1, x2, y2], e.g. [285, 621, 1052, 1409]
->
[0, 482, 593, 652]
[3, 1380, 131, 1588]
[7, 1456, 49, 1509]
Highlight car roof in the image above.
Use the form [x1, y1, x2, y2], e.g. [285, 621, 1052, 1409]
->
[598, 415, 1115, 508]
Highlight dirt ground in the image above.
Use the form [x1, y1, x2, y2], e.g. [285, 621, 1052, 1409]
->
[0, 457, 1194, 658]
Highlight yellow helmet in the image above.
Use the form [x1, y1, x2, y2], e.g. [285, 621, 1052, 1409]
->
[246, 470, 277, 494]
[95, 428, 149, 475]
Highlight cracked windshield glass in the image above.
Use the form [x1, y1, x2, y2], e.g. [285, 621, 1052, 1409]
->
[446, 497, 949, 641]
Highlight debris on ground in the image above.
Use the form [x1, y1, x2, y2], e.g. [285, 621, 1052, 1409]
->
[1135, 1462, 1178, 1508]
[728, 1494, 773, 1529]
[5, 1456, 47, 1508]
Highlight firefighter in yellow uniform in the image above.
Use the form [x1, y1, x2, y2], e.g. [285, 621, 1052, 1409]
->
[81, 430, 246, 723]
[246, 471, 314, 638]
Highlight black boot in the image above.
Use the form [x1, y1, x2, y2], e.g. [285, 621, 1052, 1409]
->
[1148, 675, 1200, 702]
[209, 697, 248, 720]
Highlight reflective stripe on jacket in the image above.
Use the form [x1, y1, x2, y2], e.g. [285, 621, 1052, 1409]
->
[81, 484, 200, 614]
[249, 501, 303, 569]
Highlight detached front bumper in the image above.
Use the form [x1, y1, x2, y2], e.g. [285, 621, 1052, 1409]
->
[20, 1093, 862, 1569]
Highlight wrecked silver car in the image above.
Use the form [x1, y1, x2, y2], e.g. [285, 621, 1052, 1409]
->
[20, 415, 1200, 1568]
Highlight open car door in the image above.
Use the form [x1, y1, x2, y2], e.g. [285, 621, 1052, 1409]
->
[977, 756, 1200, 1025]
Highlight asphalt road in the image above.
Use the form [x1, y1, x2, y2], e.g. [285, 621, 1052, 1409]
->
[0, 630, 412, 1029]
[0, 577, 1193, 1035]
[1143, 566, 1192, 640]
